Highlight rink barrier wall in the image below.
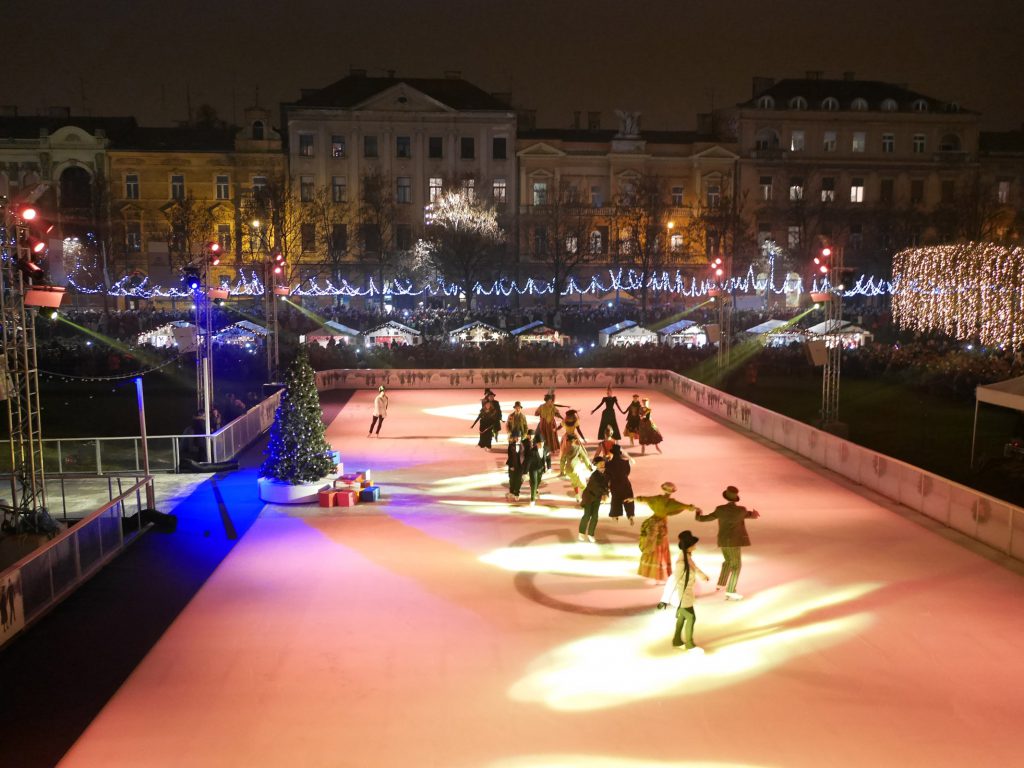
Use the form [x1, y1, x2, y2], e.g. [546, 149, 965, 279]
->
[314, 367, 1023, 562]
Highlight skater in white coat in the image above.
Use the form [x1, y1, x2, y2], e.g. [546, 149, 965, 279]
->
[369, 386, 389, 437]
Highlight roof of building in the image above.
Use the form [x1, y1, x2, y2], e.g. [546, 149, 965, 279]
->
[0, 115, 138, 141]
[980, 130, 1024, 154]
[0, 115, 251, 152]
[510, 320, 558, 335]
[659, 319, 699, 335]
[600, 320, 640, 335]
[288, 74, 511, 111]
[364, 320, 421, 335]
[738, 78, 974, 114]
[518, 128, 715, 144]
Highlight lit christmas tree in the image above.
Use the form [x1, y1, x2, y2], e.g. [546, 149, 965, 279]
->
[260, 348, 336, 483]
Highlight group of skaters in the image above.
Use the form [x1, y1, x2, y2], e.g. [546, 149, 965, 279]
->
[475, 385, 761, 654]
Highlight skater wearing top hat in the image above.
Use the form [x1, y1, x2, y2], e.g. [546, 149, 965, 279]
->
[696, 486, 760, 600]
[657, 530, 709, 651]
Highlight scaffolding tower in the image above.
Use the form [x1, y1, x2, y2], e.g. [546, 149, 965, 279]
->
[820, 247, 844, 428]
[1, 201, 48, 533]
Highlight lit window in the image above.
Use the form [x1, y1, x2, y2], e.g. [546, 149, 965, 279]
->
[429, 177, 443, 203]
[492, 178, 507, 204]
[789, 178, 804, 201]
[790, 130, 805, 152]
[331, 135, 346, 158]
[217, 224, 231, 252]
[760, 176, 773, 201]
[589, 230, 603, 254]
[852, 132, 866, 153]
[823, 131, 837, 152]
[532, 181, 548, 206]
[787, 225, 800, 249]
[998, 179, 1011, 204]
[670, 233, 683, 251]
[170, 174, 185, 200]
[850, 178, 864, 203]
[125, 173, 139, 200]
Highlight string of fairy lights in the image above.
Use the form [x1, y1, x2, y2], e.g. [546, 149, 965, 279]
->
[892, 244, 1024, 349]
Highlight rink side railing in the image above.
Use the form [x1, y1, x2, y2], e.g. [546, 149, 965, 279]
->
[315, 366, 1024, 563]
[0, 475, 155, 651]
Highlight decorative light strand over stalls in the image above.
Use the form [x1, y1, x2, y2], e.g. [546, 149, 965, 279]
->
[892, 243, 1024, 349]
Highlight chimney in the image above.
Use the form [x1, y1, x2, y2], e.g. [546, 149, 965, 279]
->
[0, 105, 17, 116]
[444, 70, 462, 80]
[843, 71, 856, 81]
[349, 68, 367, 78]
[47, 106, 71, 119]
[751, 76, 775, 97]
[572, 111, 581, 129]
[805, 70, 823, 81]
[587, 111, 601, 130]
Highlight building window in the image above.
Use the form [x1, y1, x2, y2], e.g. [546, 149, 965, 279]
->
[492, 137, 507, 160]
[789, 178, 804, 201]
[912, 134, 926, 154]
[910, 179, 924, 204]
[216, 174, 229, 200]
[298, 133, 315, 158]
[787, 225, 800, 249]
[939, 134, 961, 152]
[589, 229, 603, 254]
[789, 96, 807, 110]
[941, 179, 955, 203]
[849, 223, 863, 251]
[790, 130, 805, 152]
[126, 221, 142, 252]
[823, 131, 837, 152]
[460, 137, 475, 160]
[754, 129, 779, 151]
[364, 136, 378, 158]
[851, 98, 869, 111]
[912, 99, 929, 113]
[759, 176, 773, 201]
[565, 235, 579, 254]
[492, 178, 507, 204]
[850, 178, 865, 203]
[852, 132, 866, 153]
[757, 222, 772, 245]
[217, 224, 231, 252]
[170, 174, 185, 200]
[298, 223, 315, 252]
[821, 177, 835, 202]
[429, 176, 443, 203]
[396, 136, 411, 159]
[822, 97, 839, 111]
[670, 233, 683, 251]
[300, 175, 314, 202]
[881, 98, 897, 112]
[533, 225, 547, 256]
[882, 133, 895, 153]
[125, 173, 139, 200]
[671, 186, 684, 206]
[332, 176, 347, 203]
[428, 136, 443, 159]
[396, 224, 412, 251]
[757, 95, 775, 109]
[331, 223, 347, 252]
[590, 185, 603, 208]
[880, 178, 894, 203]
[396, 176, 411, 204]
[532, 181, 548, 206]
[252, 121, 265, 140]
[331, 135, 346, 158]
[252, 176, 267, 193]
[998, 179, 1011, 204]
[707, 183, 721, 208]
[461, 178, 476, 201]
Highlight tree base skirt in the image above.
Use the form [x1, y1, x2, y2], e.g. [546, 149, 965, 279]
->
[258, 475, 335, 504]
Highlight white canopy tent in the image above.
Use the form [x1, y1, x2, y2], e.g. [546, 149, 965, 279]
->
[805, 319, 873, 348]
[448, 320, 509, 346]
[598, 320, 658, 347]
[972, 375, 1024, 465]
[304, 321, 361, 346]
[658, 319, 707, 348]
[364, 320, 422, 347]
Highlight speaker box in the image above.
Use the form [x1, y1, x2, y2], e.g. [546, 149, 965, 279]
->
[705, 323, 721, 343]
[805, 340, 828, 366]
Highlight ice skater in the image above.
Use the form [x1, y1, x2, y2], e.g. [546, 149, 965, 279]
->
[535, 394, 563, 470]
[577, 456, 609, 542]
[369, 385, 389, 437]
[506, 431, 525, 502]
[472, 399, 499, 448]
[506, 401, 528, 439]
[591, 386, 625, 440]
[623, 394, 643, 445]
[638, 397, 663, 455]
[657, 530, 709, 651]
[636, 482, 700, 583]
[605, 444, 636, 524]
[696, 485, 760, 600]
[559, 410, 585, 476]
[525, 433, 546, 506]
[562, 433, 593, 498]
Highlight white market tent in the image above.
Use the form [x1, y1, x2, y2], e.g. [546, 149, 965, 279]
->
[137, 321, 196, 350]
[744, 318, 806, 348]
[805, 319, 873, 349]
[363, 320, 422, 347]
[215, 320, 268, 347]
[972, 375, 1024, 465]
[598, 320, 659, 348]
[305, 321, 361, 347]
[510, 320, 567, 346]
[448, 320, 509, 346]
[745, 319, 790, 335]
[658, 319, 707, 348]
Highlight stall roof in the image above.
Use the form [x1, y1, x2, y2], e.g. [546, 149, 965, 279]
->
[599, 320, 638, 335]
[308, 320, 360, 337]
[219, 320, 268, 337]
[449, 320, 507, 335]
[659, 319, 699, 335]
[364, 320, 422, 336]
[976, 375, 1024, 411]
[806, 319, 868, 335]
[746, 319, 790, 334]
[511, 320, 558, 336]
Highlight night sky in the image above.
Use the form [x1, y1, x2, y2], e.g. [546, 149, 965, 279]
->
[8, 0, 1023, 131]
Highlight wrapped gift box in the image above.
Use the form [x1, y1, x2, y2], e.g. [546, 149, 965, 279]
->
[335, 490, 358, 507]
[318, 490, 337, 508]
[359, 485, 381, 502]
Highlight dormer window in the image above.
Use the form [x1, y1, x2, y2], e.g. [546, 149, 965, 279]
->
[851, 98, 868, 111]
[821, 97, 839, 111]
[788, 96, 807, 110]
[881, 99, 898, 112]
[912, 99, 929, 112]
[945, 102, 961, 113]
[252, 121, 264, 140]
[757, 95, 775, 110]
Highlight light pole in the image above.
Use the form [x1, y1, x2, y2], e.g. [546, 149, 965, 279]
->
[810, 244, 844, 432]
[709, 251, 732, 372]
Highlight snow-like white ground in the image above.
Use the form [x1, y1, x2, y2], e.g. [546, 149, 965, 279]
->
[59, 388, 1024, 768]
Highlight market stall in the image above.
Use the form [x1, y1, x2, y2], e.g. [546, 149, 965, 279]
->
[805, 319, 873, 349]
[510, 320, 568, 346]
[598, 320, 658, 347]
[137, 321, 196, 349]
[215, 320, 268, 347]
[363, 320, 422, 347]
[448, 320, 509, 346]
[304, 321, 361, 347]
[658, 319, 707, 348]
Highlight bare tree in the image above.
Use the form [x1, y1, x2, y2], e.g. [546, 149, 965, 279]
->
[420, 189, 504, 308]
[305, 185, 352, 297]
[163, 191, 215, 272]
[358, 169, 401, 307]
[239, 174, 305, 285]
[614, 173, 675, 323]
[524, 180, 597, 312]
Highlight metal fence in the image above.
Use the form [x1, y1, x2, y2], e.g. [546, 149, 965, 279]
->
[0, 475, 155, 651]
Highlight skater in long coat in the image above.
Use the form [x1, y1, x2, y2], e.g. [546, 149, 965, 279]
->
[506, 401, 528, 439]
[605, 444, 636, 524]
[534, 394, 563, 468]
[636, 482, 699, 582]
[623, 394, 643, 445]
[638, 398, 664, 455]
[505, 432, 525, 501]
[591, 386, 626, 440]
[472, 400, 499, 448]
[695, 485, 760, 600]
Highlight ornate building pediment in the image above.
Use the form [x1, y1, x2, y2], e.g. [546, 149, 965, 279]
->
[353, 84, 455, 114]
[516, 142, 566, 158]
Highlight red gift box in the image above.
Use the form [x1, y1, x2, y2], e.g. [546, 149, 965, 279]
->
[335, 490, 358, 507]
[318, 490, 336, 508]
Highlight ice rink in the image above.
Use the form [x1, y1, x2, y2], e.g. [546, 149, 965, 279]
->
[58, 388, 1024, 768]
